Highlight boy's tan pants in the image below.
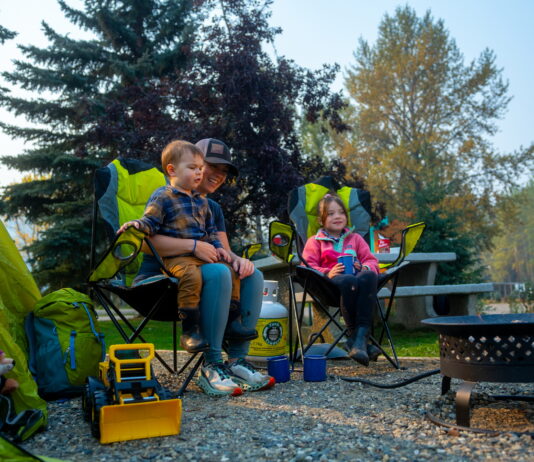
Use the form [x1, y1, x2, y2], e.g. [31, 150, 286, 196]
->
[164, 255, 240, 310]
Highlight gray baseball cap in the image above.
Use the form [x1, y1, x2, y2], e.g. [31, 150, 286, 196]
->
[195, 138, 238, 176]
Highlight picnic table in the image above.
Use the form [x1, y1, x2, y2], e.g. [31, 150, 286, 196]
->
[254, 252, 493, 329]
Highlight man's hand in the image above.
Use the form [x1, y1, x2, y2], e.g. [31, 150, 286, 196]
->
[216, 247, 232, 263]
[232, 256, 255, 279]
[117, 220, 139, 234]
[194, 241, 219, 263]
[327, 263, 344, 279]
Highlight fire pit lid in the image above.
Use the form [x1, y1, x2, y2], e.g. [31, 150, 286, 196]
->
[421, 313, 534, 336]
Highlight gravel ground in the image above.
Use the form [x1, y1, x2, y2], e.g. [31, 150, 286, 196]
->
[21, 354, 534, 462]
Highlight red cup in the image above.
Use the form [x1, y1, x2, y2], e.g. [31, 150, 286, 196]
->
[378, 238, 391, 253]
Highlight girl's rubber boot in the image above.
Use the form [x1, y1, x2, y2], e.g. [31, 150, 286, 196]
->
[348, 326, 370, 366]
[367, 344, 381, 362]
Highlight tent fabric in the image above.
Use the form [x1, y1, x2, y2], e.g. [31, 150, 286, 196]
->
[0, 433, 68, 461]
[288, 176, 372, 244]
[0, 221, 46, 424]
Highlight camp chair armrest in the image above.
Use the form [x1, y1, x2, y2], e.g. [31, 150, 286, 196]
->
[143, 238, 174, 278]
[297, 265, 329, 280]
[378, 260, 411, 286]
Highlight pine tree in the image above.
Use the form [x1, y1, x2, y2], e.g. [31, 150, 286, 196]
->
[0, 0, 199, 290]
[1, 0, 345, 290]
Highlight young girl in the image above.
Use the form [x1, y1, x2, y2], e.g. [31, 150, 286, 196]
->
[301, 193, 379, 366]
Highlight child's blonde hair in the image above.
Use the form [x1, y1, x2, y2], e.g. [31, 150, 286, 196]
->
[317, 193, 348, 226]
[161, 140, 203, 176]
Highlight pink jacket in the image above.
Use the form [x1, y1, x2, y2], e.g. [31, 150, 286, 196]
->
[302, 228, 379, 275]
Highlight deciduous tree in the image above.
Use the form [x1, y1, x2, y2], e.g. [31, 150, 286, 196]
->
[335, 6, 533, 281]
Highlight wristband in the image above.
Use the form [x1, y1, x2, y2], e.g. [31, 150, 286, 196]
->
[363, 265, 371, 271]
[192, 239, 197, 254]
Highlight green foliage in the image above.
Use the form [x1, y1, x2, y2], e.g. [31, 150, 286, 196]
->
[0, 25, 16, 44]
[1, 0, 199, 291]
[333, 6, 533, 283]
[484, 180, 534, 284]
[1, 1, 343, 290]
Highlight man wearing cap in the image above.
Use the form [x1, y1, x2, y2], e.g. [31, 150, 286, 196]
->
[139, 139, 275, 396]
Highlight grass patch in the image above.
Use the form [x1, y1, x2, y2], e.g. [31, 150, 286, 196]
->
[99, 318, 182, 351]
[381, 325, 439, 357]
[99, 319, 439, 357]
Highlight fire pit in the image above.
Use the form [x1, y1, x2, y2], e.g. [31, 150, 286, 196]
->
[422, 313, 534, 431]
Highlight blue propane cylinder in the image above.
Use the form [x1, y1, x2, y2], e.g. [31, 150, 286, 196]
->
[247, 280, 288, 361]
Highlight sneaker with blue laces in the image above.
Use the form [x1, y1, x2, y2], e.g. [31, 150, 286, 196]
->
[227, 359, 275, 391]
[197, 362, 243, 397]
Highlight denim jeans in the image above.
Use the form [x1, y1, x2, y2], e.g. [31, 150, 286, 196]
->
[200, 264, 263, 364]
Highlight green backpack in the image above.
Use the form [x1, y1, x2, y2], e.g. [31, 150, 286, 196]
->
[25, 289, 106, 400]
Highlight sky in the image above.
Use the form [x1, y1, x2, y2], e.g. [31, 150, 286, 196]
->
[1, 0, 533, 187]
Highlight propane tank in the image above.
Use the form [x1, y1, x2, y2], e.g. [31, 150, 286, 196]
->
[247, 280, 288, 361]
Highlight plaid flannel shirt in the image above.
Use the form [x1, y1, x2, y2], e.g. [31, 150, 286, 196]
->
[134, 185, 222, 248]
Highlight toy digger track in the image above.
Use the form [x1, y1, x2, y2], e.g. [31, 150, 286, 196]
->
[82, 343, 181, 444]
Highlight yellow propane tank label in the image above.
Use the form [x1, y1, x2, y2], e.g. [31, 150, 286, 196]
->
[248, 317, 288, 357]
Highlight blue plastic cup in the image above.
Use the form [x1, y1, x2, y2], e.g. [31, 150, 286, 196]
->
[303, 355, 327, 382]
[337, 254, 355, 275]
[267, 355, 290, 383]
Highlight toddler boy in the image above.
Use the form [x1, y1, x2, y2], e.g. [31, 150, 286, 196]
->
[118, 140, 241, 352]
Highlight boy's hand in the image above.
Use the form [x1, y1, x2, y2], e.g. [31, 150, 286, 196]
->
[194, 241, 219, 263]
[327, 263, 344, 279]
[216, 247, 232, 263]
[117, 221, 139, 235]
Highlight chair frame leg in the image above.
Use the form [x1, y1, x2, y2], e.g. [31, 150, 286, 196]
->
[372, 298, 400, 369]
[288, 273, 305, 367]
[295, 279, 348, 358]
[289, 275, 401, 369]
[374, 272, 401, 369]
[176, 354, 204, 398]
[92, 285, 180, 375]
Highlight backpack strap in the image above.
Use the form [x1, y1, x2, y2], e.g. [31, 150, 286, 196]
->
[76, 302, 107, 362]
[69, 331, 77, 370]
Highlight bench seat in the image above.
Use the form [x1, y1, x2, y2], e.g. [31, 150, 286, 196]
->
[378, 283, 493, 298]
[379, 283, 494, 329]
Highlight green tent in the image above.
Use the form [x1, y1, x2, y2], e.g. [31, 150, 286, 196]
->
[0, 220, 47, 437]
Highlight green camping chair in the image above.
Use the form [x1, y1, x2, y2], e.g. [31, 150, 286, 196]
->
[88, 158, 204, 394]
[269, 176, 425, 369]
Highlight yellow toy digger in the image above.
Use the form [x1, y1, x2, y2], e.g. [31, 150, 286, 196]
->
[82, 343, 181, 444]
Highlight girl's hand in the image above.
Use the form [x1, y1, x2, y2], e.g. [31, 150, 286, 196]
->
[194, 241, 218, 263]
[327, 263, 344, 279]
[117, 220, 139, 234]
[354, 261, 363, 272]
[216, 247, 232, 263]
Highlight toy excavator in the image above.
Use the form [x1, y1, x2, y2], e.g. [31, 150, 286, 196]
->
[82, 343, 181, 444]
